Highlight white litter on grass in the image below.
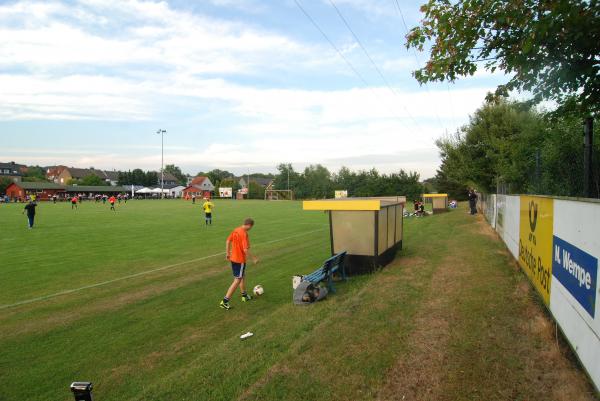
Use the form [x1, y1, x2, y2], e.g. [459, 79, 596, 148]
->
[240, 332, 254, 340]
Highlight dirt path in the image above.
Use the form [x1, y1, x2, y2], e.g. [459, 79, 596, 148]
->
[376, 214, 598, 401]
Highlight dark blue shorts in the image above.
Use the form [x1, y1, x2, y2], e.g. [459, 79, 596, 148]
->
[231, 262, 246, 278]
[205, 213, 212, 219]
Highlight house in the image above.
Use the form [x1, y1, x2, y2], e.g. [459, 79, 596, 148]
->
[182, 176, 215, 198]
[190, 176, 215, 191]
[156, 172, 180, 186]
[103, 170, 120, 186]
[253, 177, 274, 189]
[237, 176, 274, 189]
[45, 165, 67, 183]
[168, 185, 186, 198]
[64, 185, 129, 195]
[5, 182, 65, 200]
[0, 161, 27, 183]
[57, 167, 121, 186]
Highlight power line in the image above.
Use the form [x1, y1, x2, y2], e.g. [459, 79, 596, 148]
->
[292, 0, 414, 129]
[327, 0, 422, 130]
[293, 0, 370, 87]
[391, 0, 450, 131]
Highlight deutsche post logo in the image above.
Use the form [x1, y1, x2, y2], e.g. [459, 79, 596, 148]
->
[528, 200, 538, 245]
[519, 196, 554, 305]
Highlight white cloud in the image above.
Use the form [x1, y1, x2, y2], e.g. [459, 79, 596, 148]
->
[0, 0, 319, 75]
[0, 0, 501, 178]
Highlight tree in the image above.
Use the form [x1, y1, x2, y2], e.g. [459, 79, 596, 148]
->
[332, 166, 356, 193]
[145, 171, 158, 187]
[131, 169, 146, 186]
[198, 169, 234, 187]
[219, 178, 241, 192]
[248, 181, 265, 199]
[303, 164, 332, 199]
[433, 97, 600, 197]
[118, 171, 131, 185]
[164, 164, 187, 185]
[273, 163, 300, 192]
[0, 177, 13, 195]
[22, 165, 47, 182]
[406, 0, 600, 114]
[80, 174, 108, 186]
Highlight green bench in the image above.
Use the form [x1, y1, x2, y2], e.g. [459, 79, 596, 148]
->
[303, 251, 347, 293]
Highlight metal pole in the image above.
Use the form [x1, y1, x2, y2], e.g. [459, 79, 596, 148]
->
[535, 149, 541, 194]
[584, 117, 594, 198]
[287, 167, 290, 190]
[157, 129, 166, 198]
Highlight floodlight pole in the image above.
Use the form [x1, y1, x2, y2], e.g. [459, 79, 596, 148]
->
[157, 129, 166, 198]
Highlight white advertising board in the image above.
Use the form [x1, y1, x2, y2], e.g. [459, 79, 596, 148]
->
[335, 190, 348, 199]
[501, 195, 520, 260]
[550, 199, 600, 389]
[488, 195, 600, 391]
[218, 187, 232, 198]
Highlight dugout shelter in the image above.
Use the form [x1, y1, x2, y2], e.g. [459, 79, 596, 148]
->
[423, 193, 449, 213]
[303, 197, 404, 275]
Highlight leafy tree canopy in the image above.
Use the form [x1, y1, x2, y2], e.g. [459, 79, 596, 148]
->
[163, 164, 187, 185]
[434, 97, 600, 197]
[407, 0, 600, 114]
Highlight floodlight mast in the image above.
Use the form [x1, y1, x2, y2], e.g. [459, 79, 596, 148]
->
[157, 129, 166, 198]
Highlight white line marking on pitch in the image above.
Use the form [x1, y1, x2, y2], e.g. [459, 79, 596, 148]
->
[0, 228, 326, 311]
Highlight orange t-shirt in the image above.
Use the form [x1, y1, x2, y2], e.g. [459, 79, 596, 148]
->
[227, 227, 249, 264]
[109, 197, 116, 203]
[71, 197, 77, 203]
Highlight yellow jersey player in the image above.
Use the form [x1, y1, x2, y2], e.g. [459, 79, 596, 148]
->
[202, 198, 215, 226]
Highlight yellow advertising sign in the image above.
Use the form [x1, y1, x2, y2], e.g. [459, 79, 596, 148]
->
[519, 196, 554, 304]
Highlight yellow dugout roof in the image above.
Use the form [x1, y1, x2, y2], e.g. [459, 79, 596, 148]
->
[423, 193, 448, 198]
[303, 198, 401, 211]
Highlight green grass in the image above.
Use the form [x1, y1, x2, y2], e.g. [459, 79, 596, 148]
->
[0, 201, 596, 401]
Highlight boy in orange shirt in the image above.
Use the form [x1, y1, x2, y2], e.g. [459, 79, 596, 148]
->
[109, 196, 116, 211]
[220, 218, 259, 310]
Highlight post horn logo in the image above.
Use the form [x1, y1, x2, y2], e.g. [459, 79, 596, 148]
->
[528, 200, 538, 245]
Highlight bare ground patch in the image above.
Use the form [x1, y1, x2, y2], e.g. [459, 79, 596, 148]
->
[474, 214, 501, 240]
[376, 254, 468, 401]
[513, 276, 598, 400]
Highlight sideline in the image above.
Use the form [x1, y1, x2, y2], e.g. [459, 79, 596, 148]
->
[0, 228, 326, 311]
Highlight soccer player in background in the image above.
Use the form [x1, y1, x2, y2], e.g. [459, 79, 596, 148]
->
[22, 200, 37, 229]
[71, 195, 78, 210]
[202, 198, 215, 226]
[109, 195, 116, 211]
[220, 218, 259, 310]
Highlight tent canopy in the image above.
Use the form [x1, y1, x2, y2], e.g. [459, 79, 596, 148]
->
[136, 187, 153, 194]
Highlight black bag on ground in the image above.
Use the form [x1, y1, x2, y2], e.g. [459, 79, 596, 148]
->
[293, 281, 328, 305]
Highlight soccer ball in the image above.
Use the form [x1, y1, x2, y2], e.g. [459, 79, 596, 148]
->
[253, 285, 264, 296]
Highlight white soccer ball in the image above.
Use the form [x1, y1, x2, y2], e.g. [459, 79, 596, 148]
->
[253, 285, 264, 296]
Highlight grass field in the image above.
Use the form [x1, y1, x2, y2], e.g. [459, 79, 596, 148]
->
[0, 200, 597, 401]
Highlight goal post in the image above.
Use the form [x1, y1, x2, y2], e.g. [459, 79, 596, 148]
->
[264, 189, 294, 201]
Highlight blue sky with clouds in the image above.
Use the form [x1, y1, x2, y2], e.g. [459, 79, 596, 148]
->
[0, 0, 509, 178]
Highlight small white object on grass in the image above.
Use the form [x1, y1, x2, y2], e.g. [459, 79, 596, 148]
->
[240, 332, 254, 340]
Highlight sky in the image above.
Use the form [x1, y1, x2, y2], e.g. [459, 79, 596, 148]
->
[0, 0, 509, 178]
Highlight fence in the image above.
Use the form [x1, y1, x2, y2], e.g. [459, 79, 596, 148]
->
[480, 194, 600, 391]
